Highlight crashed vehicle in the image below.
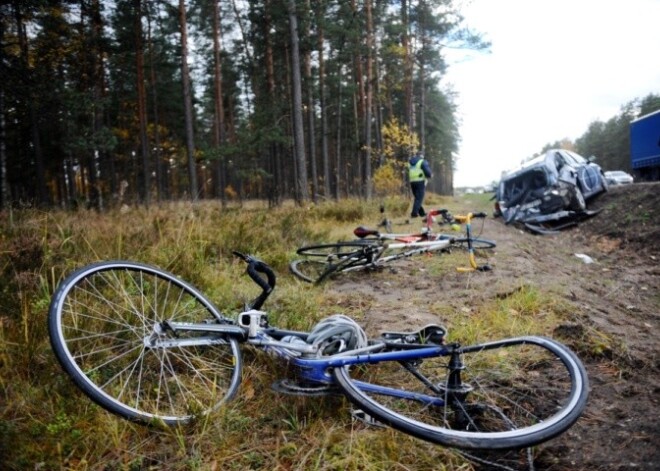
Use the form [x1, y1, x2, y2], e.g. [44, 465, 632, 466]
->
[494, 149, 608, 234]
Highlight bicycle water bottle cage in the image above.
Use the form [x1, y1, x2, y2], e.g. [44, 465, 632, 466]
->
[381, 324, 447, 345]
[353, 226, 379, 238]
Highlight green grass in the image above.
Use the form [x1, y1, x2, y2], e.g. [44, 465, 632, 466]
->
[0, 193, 601, 470]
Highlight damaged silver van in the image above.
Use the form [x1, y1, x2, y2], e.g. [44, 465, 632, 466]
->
[494, 149, 608, 233]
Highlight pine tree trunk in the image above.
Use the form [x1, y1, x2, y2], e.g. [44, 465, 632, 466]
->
[134, 0, 150, 207]
[401, 0, 413, 129]
[14, 0, 48, 205]
[91, 0, 106, 211]
[418, 0, 426, 153]
[364, 0, 374, 199]
[212, 0, 226, 206]
[335, 65, 343, 200]
[0, 88, 7, 208]
[146, 9, 165, 201]
[316, 1, 330, 198]
[287, 0, 308, 202]
[304, 0, 317, 203]
[178, 0, 198, 201]
[264, 0, 281, 206]
[350, 0, 365, 197]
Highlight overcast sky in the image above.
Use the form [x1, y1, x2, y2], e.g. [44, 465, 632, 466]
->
[443, 0, 660, 188]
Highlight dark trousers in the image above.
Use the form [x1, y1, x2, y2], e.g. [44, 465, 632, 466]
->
[410, 181, 426, 217]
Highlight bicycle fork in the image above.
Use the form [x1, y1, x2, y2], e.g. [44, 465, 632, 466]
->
[445, 347, 476, 430]
[400, 345, 474, 429]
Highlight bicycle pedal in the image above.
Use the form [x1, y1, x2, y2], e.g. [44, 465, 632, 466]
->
[351, 408, 385, 428]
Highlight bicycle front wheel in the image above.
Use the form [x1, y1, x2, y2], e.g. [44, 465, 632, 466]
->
[48, 261, 243, 425]
[451, 237, 497, 250]
[334, 336, 588, 450]
[289, 259, 333, 283]
[290, 242, 378, 283]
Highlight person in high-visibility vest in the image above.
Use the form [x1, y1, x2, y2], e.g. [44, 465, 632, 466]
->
[408, 150, 432, 218]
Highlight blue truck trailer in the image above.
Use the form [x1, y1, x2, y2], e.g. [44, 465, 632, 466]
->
[630, 109, 660, 181]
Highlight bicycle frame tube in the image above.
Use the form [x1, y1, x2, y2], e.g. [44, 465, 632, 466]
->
[149, 320, 452, 405]
[376, 239, 452, 264]
[290, 345, 450, 404]
[345, 380, 445, 406]
[455, 213, 479, 272]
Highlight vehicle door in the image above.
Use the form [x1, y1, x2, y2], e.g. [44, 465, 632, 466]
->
[565, 151, 602, 197]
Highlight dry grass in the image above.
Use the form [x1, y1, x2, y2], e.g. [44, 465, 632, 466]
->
[0, 193, 592, 470]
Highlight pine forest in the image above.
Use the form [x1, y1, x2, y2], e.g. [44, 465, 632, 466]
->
[0, 0, 491, 210]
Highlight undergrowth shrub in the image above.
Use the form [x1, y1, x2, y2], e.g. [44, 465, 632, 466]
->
[373, 162, 403, 196]
[313, 198, 368, 222]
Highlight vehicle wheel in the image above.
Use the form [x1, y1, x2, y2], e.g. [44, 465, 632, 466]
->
[451, 237, 497, 250]
[48, 261, 243, 425]
[569, 187, 586, 211]
[290, 242, 378, 283]
[334, 336, 589, 450]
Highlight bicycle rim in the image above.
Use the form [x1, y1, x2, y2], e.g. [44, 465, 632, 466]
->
[290, 259, 332, 283]
[452, 237, 497, 250]
[48, 261, 242, 425]
[296, 241, 378, 258]
[292, 242, 378, 282]
[334, 336, 588, 450]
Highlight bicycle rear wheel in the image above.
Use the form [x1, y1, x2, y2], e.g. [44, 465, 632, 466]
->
[48, 261, 242, 425]
[334, 336, 588, 450]
[289, 242, 379, 283]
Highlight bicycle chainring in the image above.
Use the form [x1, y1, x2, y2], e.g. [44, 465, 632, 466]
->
[270, 379, 340, 397]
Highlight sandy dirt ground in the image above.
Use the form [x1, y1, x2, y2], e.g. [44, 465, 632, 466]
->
[327, 182, 659, 470]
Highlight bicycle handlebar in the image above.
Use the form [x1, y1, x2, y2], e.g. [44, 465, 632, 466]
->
[452, 212, 487, 224]
[233, 251, 276, 310]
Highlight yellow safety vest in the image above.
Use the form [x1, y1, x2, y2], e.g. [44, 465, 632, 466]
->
[409, 159, 426, 183]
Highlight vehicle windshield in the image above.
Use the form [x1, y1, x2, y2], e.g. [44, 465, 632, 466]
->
[563, 150, 587, 164]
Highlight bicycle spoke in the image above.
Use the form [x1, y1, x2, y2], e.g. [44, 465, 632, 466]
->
[335, 337, 588, 450]
[49, 262, 242, 424]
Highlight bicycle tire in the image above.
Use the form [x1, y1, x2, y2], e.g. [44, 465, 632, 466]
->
[48, 261, 243, 425]
[334, 336, 588, 450]
[296, 241, 379, 257]
[289, 259, 335, 283]
[450, 237, 496, 250]
[290, 242, 379, 283]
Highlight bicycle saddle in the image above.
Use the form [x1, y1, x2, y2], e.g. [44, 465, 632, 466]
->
[354, 226, 379, 238]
